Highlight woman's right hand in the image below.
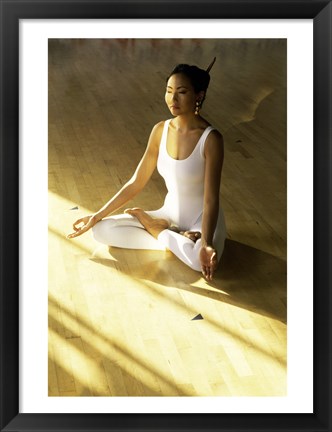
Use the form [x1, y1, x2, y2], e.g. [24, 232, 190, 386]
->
[67, 214, 99, 239]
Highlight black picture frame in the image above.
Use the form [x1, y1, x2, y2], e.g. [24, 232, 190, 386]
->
[1, 0, 331, 431]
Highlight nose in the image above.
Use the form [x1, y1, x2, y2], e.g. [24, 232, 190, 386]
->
[171, 93, 177, 102]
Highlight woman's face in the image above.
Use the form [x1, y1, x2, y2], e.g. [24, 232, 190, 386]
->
[165, 73, 201, 116]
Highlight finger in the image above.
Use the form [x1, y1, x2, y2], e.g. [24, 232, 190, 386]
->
[67, 225, 87, 239]
[68, 219, 96, 238]
[210, 251, 217, 262]
[68, 230, 85, 239]
[206, 264, 214, 281]
[73, 219, 84, 230]
[67, 230, 82, 239]
[201, 265, 208, 280]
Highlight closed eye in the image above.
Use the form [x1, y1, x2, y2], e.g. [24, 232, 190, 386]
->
[166, 90, 187, 94]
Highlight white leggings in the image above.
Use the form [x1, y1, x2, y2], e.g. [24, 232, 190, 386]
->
[92, 211, 225, 272]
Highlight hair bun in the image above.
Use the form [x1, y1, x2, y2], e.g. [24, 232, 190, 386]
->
[167, 63, 211, 93]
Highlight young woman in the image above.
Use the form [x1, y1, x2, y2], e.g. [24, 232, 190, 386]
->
[68, 59, 226, 281]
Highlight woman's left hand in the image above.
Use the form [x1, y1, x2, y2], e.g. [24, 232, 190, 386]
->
[199, 246, 218, 281]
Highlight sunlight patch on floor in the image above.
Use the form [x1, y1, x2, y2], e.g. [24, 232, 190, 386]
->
[48, 190, 99, 256]
[48, 190, 286, 396]
[49, 295, 187, 396]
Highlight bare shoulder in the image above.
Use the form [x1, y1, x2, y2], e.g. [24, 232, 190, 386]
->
[148, 121, 166, 146]
[151, 120, 166, 136]
[204, 128, 224, 157]
[209, 128, 223, 143]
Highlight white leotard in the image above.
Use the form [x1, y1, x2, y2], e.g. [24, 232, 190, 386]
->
[157, 119, 215, 230]
[92, 120, 226, 272]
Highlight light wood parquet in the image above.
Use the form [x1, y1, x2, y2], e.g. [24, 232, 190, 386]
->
[48, 38, 287, 397]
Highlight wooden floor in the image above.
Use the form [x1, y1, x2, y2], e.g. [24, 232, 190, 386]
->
[48, 38, 287, 397]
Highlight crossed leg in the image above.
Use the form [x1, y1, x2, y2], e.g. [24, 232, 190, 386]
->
[125, 208, 201, 243]
[92, 208, 222, 275]
[124, 208, 169, 238]
[124, 208, 216, 275]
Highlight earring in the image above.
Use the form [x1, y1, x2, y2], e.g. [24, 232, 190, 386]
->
[195, 101, 201, 115]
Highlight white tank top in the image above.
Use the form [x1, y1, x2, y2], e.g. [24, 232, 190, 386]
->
[157, 119, 215, 229]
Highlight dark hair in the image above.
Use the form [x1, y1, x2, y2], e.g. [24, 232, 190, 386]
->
[166, 64, 211, 94]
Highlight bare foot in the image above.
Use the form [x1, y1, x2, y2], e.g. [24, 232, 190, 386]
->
[180, 231, 201, 243]
[124, 208, 169, 238]
[199, 246, 218, 281]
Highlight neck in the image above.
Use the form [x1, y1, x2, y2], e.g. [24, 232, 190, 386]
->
[172, 113, 202, 132]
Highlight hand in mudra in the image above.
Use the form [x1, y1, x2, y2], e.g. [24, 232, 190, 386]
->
[67, 215, 98, 239]
[199, 245, 218, 281]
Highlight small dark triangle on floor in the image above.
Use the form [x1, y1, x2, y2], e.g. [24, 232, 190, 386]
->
[191, 314, 204, 321]
[69, 206, 79, 210]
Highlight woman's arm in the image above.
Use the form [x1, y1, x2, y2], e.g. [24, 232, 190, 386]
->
[67, 121, 164, 238]
[200, 130, 224, 279]
[93, 121, 163, 220]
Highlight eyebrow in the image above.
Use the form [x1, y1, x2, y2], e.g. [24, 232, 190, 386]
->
[166, 85, 188, 90]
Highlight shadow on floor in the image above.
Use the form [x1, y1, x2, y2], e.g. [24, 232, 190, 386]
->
[91, 238, 287, 324]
